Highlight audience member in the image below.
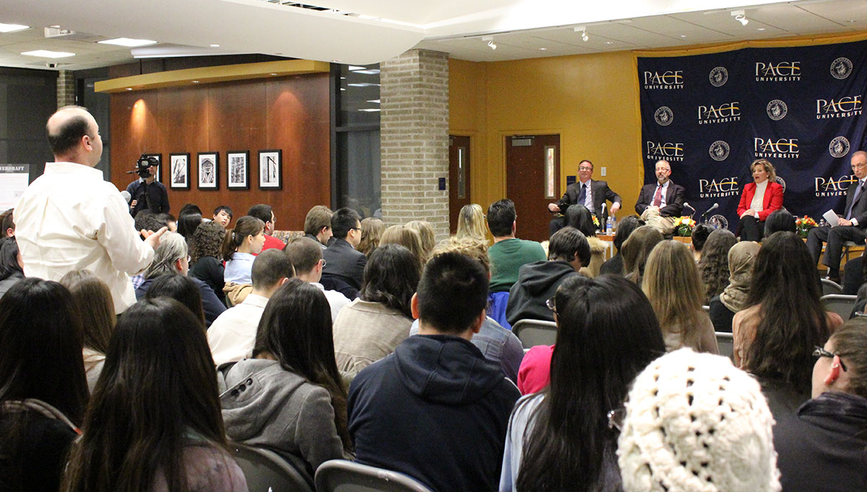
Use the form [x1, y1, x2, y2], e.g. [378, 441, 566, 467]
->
[507, 227, 589, 325]
[698, 228, 737, 303]
[764, 208, 797, 238]
[220, 279, 351, 484]
[284, 237, 349, 322]
[15, 106, 164, 314]
[775, 318, 867, 490]
[621, 225, 664, 285]
[634, 160, 686, 234]
[159, 213, 177, 232]
[643, 240, 719, 354]
[501, 275, 665, 492]
[177, 206, 204, 242]
[333, 244, 420, 376]
[348, 252, 521, 492]
[734, 231, 838, 418]
[189, 220, 228, 305]
[689, 223, 712, 262]
[599, 215, 642, 275]
[126, 156, 170, 217]
[303, 205, 333, 249]
[134, 210, 170, 239]
[322, 207, 366, 295]
[564, 204, 607, 277]
[618, 349, 780, 492]
[59, 270, 115, 393]
[145, 274, 206, 325]
[487, 199, 547, 293]
[455, 204, 488, 242]
[708, 241, 760, 333]
[213, 205, 233, 228]
[0, 279, 88, 492]
[247, 203, 285, 252]
[842, 248, 867, 295]
[0, 208, 13, 237]
[405, 220, 437, 260]
[222, 216, 266, 305]
[62, 298, 247, 492]
[356, 217, 384, 258]
[379, 224, 426, 265]
[0, 236, 24, 299]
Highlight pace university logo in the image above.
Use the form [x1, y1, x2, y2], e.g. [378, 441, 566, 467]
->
[831, 57, 853, 80]
[643, 70, 684, 90]
[766, 100, 788, 121]
[829, 136, 851, 159]
[654, 106, 674, 126]
[709, 141, 731, 162]
[816, 95, 862, 119]
[699, 177, 739, 198]
[709, 67, 728, 87]
[754, 137, 799, 159]
[755, 61, 801, 81]
[698, 102, 740, 125]
[646, 141, 685, 162]
[815, 174, 857, 197]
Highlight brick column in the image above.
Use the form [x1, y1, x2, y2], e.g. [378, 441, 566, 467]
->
[57, 70, 75, 108]
[380, 49, 450, 242]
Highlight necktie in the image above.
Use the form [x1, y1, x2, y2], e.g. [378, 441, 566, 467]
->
[577, 184, 586, 205]
[846, 180, 864, 220]
[652, 185, 663, 207]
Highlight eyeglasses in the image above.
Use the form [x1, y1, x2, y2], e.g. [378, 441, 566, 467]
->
[320, 259, 327, 267]
[813, 346, 847, 372]
[545, 297, 556, 313]
[579, 167, 593, 171]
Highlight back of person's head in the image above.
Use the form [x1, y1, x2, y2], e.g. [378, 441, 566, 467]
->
[246, 204, 273, 225]
[824, 318, 867, 399]
[145, 231, 187, 278]
[0, 278, 88, 423]
[723, 241, 761, 310]
[252, 248, 295, 288]
[619, 349, 780, 492]
[179, 203, 203, 218]
[1, 208, 14, 237]
[612, 215, 642, 251]
[622, 225, 664, 283]
[405, 220, 437, 260]
[63, 297, 224, 492]
[698, 228, 737, 301]
[144, 273, 205, 325]
[431, 236, 490, 275]
[564, 204, 596, 237]
[417, 252, 488, 333]
[691, 224, 713, 252]
[331, 207, 360, 240]
[455, 204, 487, 241]
[176, 211, 202, 239]
[379, 225, 425, 265]
[304, 205, 333, 236]
[643, 240, 705, 342]
[486, 199, 516, 237]
[517, 274, 665, 492]
[359, 244, 421, 319]
[745, 231, 829, 393]
[190, 221, 225, 263]
[134, 210, 168, 235]
[547, 226, 591, 267]
[59, 270, 115, 354]
[46, 106, 91, 157]
[221, 215, 265, 261]
[357, 217, 385, 257]
[0, 236, 24, 281]
[764, 209, 796, 238]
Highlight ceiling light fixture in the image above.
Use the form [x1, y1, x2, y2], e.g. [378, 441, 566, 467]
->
[575, 26, 589, 42]
[210, 44, 220, 48]
[482, 36, 496, 50]
[0, 23, 29, 33]
[98, 38, 157, 47]
[732, 10, 749, 26]
[21, 50, 75, 58]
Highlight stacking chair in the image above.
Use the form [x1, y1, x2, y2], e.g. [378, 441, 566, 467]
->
[315, 459, 433, 492]
[821, 278, 843, 296]
[511, 319, 558, 348]
[821, 294, 858, 321]
[715, 332, 733, 361]
[231, 442, 313, 492]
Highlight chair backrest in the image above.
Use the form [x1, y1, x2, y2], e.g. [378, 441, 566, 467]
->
[314, 459, 433, 492]
[511, 319, 558, 348]
[821, 294, 858, 321]
[715, 331, 734, 361]
[231, 442, 314, 492]
[821, 278, 843, 296]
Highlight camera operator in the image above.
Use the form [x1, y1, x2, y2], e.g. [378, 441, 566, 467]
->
[126, 155, 170, 217]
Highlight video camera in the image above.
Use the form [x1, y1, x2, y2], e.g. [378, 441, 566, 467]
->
[129, 154, 158, 179]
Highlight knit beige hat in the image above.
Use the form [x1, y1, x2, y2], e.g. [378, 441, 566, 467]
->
[617, 349, 781, 492]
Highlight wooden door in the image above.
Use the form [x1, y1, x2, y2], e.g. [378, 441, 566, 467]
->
[449, 135, 471, 233]
[506, 134, 560, 242]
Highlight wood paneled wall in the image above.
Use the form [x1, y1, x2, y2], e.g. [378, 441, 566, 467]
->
[110, 73, 330, 230]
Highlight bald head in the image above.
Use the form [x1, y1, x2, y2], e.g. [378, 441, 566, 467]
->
[46, 106, 102, 167]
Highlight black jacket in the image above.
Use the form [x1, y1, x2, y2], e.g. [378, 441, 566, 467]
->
[506, 260, 578, 325]
[557, 179, 622, 224]
[127, 179, 170, 216]
[635, 180, 686, 217]
[322, 238, 367, 291]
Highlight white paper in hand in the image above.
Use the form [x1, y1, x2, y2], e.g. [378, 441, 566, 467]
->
[823, 210, 839, 226]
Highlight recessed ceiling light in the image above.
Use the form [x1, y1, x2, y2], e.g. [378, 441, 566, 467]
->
[0, 23, 29, 33]
[848, 20, 857, 23]
[210, 44, 220, 47]
[192, 80, 200, 84]
[270, 73, 278, 76]
[540, 47, 547, 51]
[680, 35, 687, 38]
[50, 25, 61, 29]
[757, 27, 766, 31]
[21, 50, 75, 58]
[126, 88, 132, 91]
[605, 41, 614, 45]
[98, 38, 157, 47]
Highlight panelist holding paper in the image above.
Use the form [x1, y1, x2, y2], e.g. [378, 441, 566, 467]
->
[548, 160, 621, 237]
[807, 151, 867, 283]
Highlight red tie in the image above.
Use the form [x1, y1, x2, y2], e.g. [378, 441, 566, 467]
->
[652, 185, 663, 207]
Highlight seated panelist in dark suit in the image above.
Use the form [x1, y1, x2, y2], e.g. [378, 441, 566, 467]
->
[321, 207, 366, 298]
[736, 159, 784, 242]
[807, 150, 867, 283]
[634, 159, 686, 234]
[548, 159, 622, 237]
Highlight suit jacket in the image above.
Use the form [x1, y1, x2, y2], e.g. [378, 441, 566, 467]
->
[842, 178, 867, 227]
[736, 182, 784, 221]
[634, 180, 686, 217]
[322, 238, 367, 290]
[556, 180, 622, 222]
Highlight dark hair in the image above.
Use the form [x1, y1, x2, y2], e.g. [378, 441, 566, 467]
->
[179, 203, 203, 217]
[304, 205, 332, 237]
[251, 249, 295, 288]
[691, 224, 713, 252]
[831, 318, 867, 399]
[221, 216, 265, 261]
[253, 279, 351, 451]
[548, 227, 591, 268]
[62, 298, 225, 492]
[331, 208, 360, 240]
[764, 209, 796, 238]
[417, 252, 488, 333]
[213, 205, 233, 219]
[190, 221, 225, 263]
[564, 204, 596, 237]
[360, 244, 421, 319]
[698, 228, 737, 302]
[134, 210, 169, 235]
[246, 204, 273, 224]
[59, 270, 115, 354]
[0, 236, 24, 281]
[144, 273, 205, 325]
[612, 216, 642, 251]
[516, 275, 666, 492]
[47, 109, 91, 157]
[176, 212, 202, 240]
[486, 199, 516, 237]
[744, 232, 829, 394]
[622, 226, 664, 284]
[1, 208, 14, 237]
[284, 237, 323, 275]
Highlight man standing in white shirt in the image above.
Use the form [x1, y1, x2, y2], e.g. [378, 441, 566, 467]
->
[208, 249, 295, 366]
[284, 237, 350, 322]
[15, 106, 165, 314]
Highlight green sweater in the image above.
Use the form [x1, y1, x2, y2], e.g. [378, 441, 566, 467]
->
[488, 238, 547, 293]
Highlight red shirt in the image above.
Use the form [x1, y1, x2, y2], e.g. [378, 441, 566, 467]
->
[517, 344, 555, 394]
[258, 234, 285, 254]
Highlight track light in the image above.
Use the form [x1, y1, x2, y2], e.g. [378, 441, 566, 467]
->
[482, 35, 497, 50]
[574, 26, 589, 42]
[732, 10, 749, 26]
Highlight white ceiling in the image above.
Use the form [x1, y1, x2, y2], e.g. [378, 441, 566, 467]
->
[0, 0, 866, 70]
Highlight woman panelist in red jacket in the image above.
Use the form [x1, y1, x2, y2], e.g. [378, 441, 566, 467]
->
[737, 158, 784, 241]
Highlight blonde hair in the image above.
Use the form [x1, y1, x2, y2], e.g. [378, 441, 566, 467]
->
[405, 220, 437, 260]
[750, 159, 777, 182]
[380, 225, 426, 264]
[622, 226, 664, 284]
[456, 204, 487, 242]
[431, 236, 490, 274]
[357, 217, 385, 258]
[642, 240, 706, 347]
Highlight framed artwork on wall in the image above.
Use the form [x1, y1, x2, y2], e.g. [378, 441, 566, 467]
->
[142, 153, 162, 182]
[197, 152, 219, 190]
[258, 150, 282, 190]
[227, 151, 250, 190]
[169, 153, 190, 190]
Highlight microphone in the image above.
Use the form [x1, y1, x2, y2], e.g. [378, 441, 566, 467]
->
[683, 202, 696, 219]
[120, 191, 131, 203]
[701, 202, 719, 220]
